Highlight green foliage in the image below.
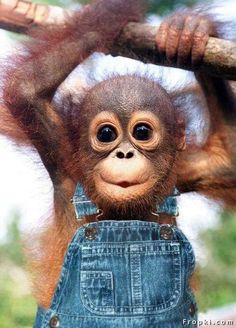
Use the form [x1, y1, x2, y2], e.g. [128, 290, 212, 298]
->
[0, 268, 36, 328]
[0, 214, 36, 328]
[0, 211, 25, 266]
[72, 0, 198, 15]
[31, 0, 76, 7]
[148, 0, 197, 15]
[196, 211, 236, 310]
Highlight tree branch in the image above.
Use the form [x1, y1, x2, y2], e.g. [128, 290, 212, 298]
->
[0, 0, 72, 33]
[113, 23, 236, 80]
[0, 0, 236, 80]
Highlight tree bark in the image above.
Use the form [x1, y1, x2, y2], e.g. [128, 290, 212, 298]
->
[112, 23, 236, 80]
[0, 0, 72, 33]
[0, 0, 236, 80]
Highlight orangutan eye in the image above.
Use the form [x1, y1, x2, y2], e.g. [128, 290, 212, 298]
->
[97, 125, 117, 143]
[133, 123, 153, 141]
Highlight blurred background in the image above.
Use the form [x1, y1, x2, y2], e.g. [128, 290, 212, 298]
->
[0, 0, 236, 327]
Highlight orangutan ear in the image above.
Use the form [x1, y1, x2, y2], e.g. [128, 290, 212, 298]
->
[176, 118, 186, 151]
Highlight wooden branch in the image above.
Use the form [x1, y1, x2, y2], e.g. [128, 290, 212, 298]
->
[0, 0, 72, 33]
[112, 23, 236, 80]
[0, 0, 236, 80]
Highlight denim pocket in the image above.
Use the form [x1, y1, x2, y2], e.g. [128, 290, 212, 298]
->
[80, 271, 114, 313]
[80, 241, 182, 315]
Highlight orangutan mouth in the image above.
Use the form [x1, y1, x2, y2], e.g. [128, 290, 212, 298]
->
[116, 181, 140, 188]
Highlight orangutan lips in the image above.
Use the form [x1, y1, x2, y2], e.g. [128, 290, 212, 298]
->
[117, 181, 138, 188]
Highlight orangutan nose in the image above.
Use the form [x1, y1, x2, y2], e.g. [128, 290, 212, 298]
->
[116, 150, 134, 159]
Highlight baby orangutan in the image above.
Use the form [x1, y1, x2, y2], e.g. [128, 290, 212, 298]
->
[77, 75, 185, 220]
[1, 0, 236, 326]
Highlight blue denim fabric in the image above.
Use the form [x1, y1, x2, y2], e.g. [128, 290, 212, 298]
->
[73, 184, 99, 219]
[34, 220, 197, 328]
[156, 188, 180, 217]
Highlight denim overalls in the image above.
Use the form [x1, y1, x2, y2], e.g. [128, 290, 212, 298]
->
[34, 185, 197, 328]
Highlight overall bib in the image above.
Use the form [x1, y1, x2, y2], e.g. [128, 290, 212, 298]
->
[34, 186, 197, 328]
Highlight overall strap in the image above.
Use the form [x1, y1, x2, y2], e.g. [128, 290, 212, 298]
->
[72, 183, 180, 220]
[72, 184, 99, 219]
[155, 187, 180, 217]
